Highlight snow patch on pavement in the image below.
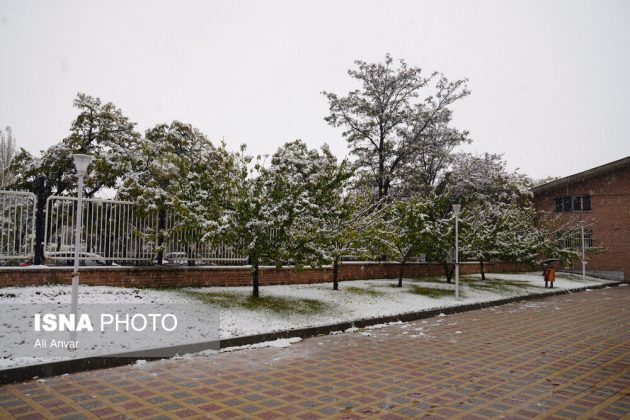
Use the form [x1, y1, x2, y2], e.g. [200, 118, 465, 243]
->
[220, 337, 302, 352]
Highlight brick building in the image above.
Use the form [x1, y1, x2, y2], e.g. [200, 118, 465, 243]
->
[532, 156, 630, 281]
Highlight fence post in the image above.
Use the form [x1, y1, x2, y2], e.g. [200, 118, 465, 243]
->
[33, 176, 46, 265]
[156, 208, 165, 265]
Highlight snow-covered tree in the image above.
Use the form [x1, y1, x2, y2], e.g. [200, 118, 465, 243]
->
[6, 147, 38, 193]
[431, 152, 544, 278]
[277, 141, 351, 287]
[421, 191, 458, 283]
[398, 121, 471, 196]
[494, 204, 547, 265]
[273, 140, 389, 291]
[437, 152, 533, 206]
[0, 127, 17, 188]
[323, 54, 470, 200]
[317, 195, 383, 290]
[459, 201, 501, 279]
[374, 198, 431, 287]
[459, 200, 544, 279]
[11, 93, 141, 198]
[439, 153, 506, 202]
[225, 147, 302, 298]
[119, 121, 234, 263]
[534, 211, 588, 268]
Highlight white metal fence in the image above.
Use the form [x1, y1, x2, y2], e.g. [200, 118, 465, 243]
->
[2, 191, 365, 266]
[162, 215, 247, 264]
[43, 195, 248, 265]
[1, 190, 360, 265]
[44, 196, 158, 263]
[0, 191, 36, 261]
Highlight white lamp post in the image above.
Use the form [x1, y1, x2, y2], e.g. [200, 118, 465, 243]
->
[70, 154, 92, 344]
[453, 204, 461, 301]
[580, 221, 586, 282]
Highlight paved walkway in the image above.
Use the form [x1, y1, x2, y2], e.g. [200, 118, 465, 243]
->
[1, 286, 629, 419]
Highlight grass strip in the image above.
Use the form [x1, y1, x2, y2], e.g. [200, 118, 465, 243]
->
[182, 290, 329, 315]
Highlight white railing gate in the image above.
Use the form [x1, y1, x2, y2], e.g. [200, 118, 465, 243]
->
[0, 190, 36, 262]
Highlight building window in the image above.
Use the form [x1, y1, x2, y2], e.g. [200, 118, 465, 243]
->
[554, 195, 591, 212]
[557, 228, 593, 249]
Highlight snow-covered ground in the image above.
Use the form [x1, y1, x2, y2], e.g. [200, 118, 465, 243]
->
[0, 272, 616, 369]
[200, 272, 614, 337]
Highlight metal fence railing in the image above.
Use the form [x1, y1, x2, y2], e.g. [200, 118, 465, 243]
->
[4, 190, 373, 266]
[161, 221, 247, 264]
[42, 195, 248, 265]
[1, 190, 369, 266]
[44, 196, 159, 263]
[0, 190, 36, 262]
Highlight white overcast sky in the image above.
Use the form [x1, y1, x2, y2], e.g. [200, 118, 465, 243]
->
[1, 0, 629, 180]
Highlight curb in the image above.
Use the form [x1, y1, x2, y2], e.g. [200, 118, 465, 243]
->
[0, 281, 623, 385]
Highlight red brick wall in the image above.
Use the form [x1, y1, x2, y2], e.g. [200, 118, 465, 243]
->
[534, 164, 630, 280]
[0, 261, 534, 288]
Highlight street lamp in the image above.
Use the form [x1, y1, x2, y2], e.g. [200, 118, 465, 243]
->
[70, 154, 92, 344]
[452, 204, 461, 301]
[580, 221, 587, 282]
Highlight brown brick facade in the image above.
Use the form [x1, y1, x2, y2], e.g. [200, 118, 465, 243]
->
[0, 261, 533, 289]
[533, 159, 630, 281]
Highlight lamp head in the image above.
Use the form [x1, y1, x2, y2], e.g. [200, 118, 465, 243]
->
[73, 154, 92, 177]
[452, 204, 461, 216]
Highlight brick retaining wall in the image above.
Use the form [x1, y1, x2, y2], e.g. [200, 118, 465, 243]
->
[0, 262, 534, 288]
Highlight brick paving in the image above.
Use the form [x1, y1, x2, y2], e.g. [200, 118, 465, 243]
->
[0, 286, 628, 419]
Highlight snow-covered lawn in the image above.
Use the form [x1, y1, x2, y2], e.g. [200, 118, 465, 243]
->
[0, 272, 616, 369]
[194, 271, 614, 337]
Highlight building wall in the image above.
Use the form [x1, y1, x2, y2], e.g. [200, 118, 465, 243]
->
[534, 164, 630, 280]
[0, 261, 534, 288]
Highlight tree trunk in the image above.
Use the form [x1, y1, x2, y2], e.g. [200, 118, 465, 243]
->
[156, 208, 166, 265]
[444, 262, 454, 283]
[480, 257, 485, 280]
[186, 244, 195, 267]
[252, 261, 259, 298]
[333, 257, 339, 291]
[398, 259, 405, 287]
[378, 134, 385, 199]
